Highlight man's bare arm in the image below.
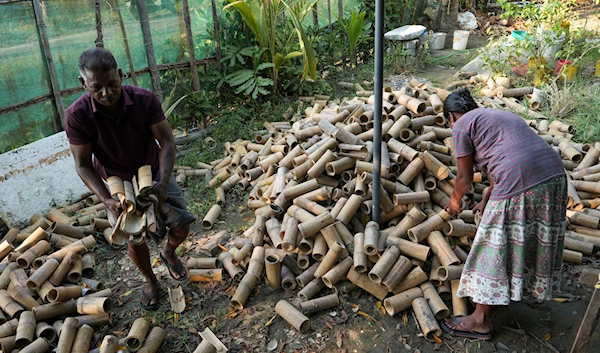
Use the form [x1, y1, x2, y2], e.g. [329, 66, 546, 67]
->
[149, 119, 176, 203]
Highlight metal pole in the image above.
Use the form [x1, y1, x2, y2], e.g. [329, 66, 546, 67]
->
[372, 0, 384, 223]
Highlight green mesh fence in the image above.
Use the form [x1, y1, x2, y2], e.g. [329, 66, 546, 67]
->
[0, 0, 362, 153]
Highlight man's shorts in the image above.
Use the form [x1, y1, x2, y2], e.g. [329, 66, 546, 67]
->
[107, 175, 196, 241]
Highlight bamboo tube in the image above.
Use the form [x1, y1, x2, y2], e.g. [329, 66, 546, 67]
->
[346, 267, 388, 300]
[407, 210, 451, 243]
[0, 263, 18, 290]
[438, 265, 464, 281]
[265, 218, 282, 249]
[81, 253, 95, 278]
[571, 180, 600, 194]
[67, 255, 83, 283]
[282, 218, 299, 252]
[429, 94, 443, 114]
[296, 262, 320, 288]
[230, 273, 258, 310]
[388, 138, 420, 161]
[387, 207, 427, 239]
[51, 222, 85, 239]
[384, 287, 423, 316]
[281, 266, 297, 290]
[102, 227, 126, 248]
[299, 293, 339, 314]
[125, 318, 150, 352]
[47, 251, 77, 286]
[369, 246, 400, 284]
[201, 204, 221, 230]
[0, 319, 18, 339]
[1, 228, 19, 244]
[15, 227, 48, 253]
[336, 194, 363, 225]
[420, 281, 450, 319]
[412, 297, 442, 339]
[451, 279, 469, 316]
[76, 297, 113, 315]
[381, 255, 412, 291]
[87, 288, 113, 298]
[393, 191, 430, 205]
[322, 257, 353, 288]
[386, 237, 431, 262]
[276, 300, 311, 333]
[338, 144, 369, 159]
[0, 290, 24, 319]
[314, 242, 344, 277]
[443, 219, 477, 237]
[47, 208, 72, 225]
[56, 317, 78, 353]
[566, 210, 599, 229]
[563, 249, 583, 264]
[35, 322, 56, 343]
[71, 313, 110, 328]
[265, 254, 281, 289]
[15, 311, 35, 348]
[312, 234, 327, 261]
[99, 335, 119, 353]
[0, 335, 15, 352]
[218, 252, 244, 280]
[137, 326, 166, 353]
[420, 151, 450, 180]
[398, 156, 424, 185]
[298, 213, 335, 240]
[79, 278, 102, 291]
[20, 337, 49, 353]
[564, 237, 594, 255]
[363, 221, 379, 256]
[71, 324, 94, 353]
[187, 269, 223, 282]
[7, 285, 39, 310]
[427, 231, 460, 266]
[17, 240, 51, 269]
[559, 140, 582, 163]
[392, 266, 429, 294]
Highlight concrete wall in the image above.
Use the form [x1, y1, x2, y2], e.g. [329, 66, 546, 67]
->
[0, 132, 89, 227]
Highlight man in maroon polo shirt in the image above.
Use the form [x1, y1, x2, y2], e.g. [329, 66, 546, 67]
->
[64, 48, 195, 310]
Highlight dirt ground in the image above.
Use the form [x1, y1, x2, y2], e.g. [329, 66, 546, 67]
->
[93, 33, 600, 353]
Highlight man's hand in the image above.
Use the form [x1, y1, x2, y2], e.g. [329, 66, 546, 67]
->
[103, 197, 123, 218]
[445, 198, 462, 216]
[149, 181, 168, 206]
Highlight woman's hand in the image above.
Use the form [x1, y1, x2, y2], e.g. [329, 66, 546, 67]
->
[472, 201, 487, 215]
[445, 198, 462, 216]
[102, 198, 123, 219]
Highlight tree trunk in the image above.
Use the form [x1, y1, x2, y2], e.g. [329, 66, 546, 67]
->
[435, 0, 459, 33]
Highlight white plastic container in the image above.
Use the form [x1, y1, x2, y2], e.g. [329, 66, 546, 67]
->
[452, 30, 470, 50]
[430, 32, 447, 50]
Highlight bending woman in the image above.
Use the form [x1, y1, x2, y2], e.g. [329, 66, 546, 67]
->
[442, 89, 567, 340]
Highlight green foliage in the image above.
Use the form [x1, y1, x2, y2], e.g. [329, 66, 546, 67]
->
[224, 0, 318, 91]
[225, 62, 274, 99]
[338, 9, 370, 67]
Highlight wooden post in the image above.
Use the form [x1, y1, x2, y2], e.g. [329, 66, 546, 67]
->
[570, 276, 600, 353]
[136, 0, 163, 101]
[32, 0, 64, 132]
[210, 0, 222, 70]
[182, 0, 201, 92]
[338, 0, 343, 18]
[312, 2, 318, 27]
[113, 0, 138, 86]
[94, 0, 104, 47]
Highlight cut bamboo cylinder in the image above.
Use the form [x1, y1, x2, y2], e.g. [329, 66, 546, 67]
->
[188, 269, 222, 282]
[451, 279, 469, 316]
[35, 322, 56, 343]
[420, 281, 450, 319]
[48, 251, 78, 286]
[218, 252, 244, 280]
[202, 205, 221, 230]
[295, 262, 320, 288]
[393, 190, 430, 205]
[68, 255, 83, 283]
[384, 287, 423, 316]
[230, 273, 258, 310]
[265, 218, 282, 249]
[298, 212, 335, 239]
[335, 194, 363, 225]
[137, 326, 166, 353]
[314, 242, 344, 278]
[71, 324, 94, 353]
[407, 210, 451, 243]
[386, 237, 431, 262]
[346, 267, 388, 300]
[0, 290, 24, 319]
[51, 222, 85, 239]
[282, 218, 299, 252]
[566, 210, 600, 229]
[443, 219, 478, 237]
[76, 297, 113, 315]
[125, 318, 150, 352]
[353, 232, 368, 273]
[427, 231, 460, 267]
[497, 87, 533, 98]
[563, 249, 583, 264]
[17, 240, 51, 269]
[0, 318, 18, 339]
[398, 156, 424, 185]
[56, 317, 78, 353]
[20, 337, 49, 353]
[363, 221, 379, 256]
[322, 257, 353, 288]
[299, 293, 340, 314]
[275, 300, 311, 333]
[421, 151, 450, 180]
[564, 237, 594, 255]
[81, 253, 95, 278]
[393, 266, 429, 294]
[47, 286, 83, 303]
[369, 246, 400, 283]
[265, 254, 281, 289]
[247, 246, 265, 279]
[381, 255, 412, 291]
[98, 335, 119, 353]
[412, 297, 442, 339]
[0, 335, 16, 352]
[438, 265, 464, 281]
[15, 227, 48, 253]
[15, 310, 35, 348]
[312, 233, 327, 261]
[281, 265, 297, 290]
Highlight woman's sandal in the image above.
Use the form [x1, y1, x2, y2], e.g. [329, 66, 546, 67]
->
[159, 252, 188, 281]
[141, 288, 160, 311]
[441, 318, 493, 341]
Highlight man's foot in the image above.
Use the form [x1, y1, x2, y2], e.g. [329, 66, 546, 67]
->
[160, 250, 187, 281]
[442, 315, 493, 340]
[140, 284, 160, 310]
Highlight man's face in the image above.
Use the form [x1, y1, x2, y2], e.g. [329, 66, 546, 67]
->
[79, 68, 123, 109]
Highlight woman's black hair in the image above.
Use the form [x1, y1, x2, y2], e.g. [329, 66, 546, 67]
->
[443, 88, 478, 120]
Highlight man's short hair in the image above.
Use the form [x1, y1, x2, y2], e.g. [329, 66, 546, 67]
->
[78, 48, 118, 74]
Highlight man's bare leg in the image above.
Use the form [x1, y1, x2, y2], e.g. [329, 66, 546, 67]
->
[160, 223, 190, 279]
[129, 242, 160, 306]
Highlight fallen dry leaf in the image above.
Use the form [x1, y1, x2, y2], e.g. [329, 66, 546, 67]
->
[543, 332, 552, 341]
[357, 311, 377, 323]
[553, 298, 568, 303]
[403, 311, 408, 327]
[151, 257, 160, 267]
[326, 321, 333, 330]
[218, 244, 228, 252]
[432, 335, 443, 344]
[375, 301, 386, 316]
[121, 290, 133, 297]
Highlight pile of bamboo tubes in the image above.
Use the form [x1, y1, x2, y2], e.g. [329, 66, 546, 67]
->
[178, 78, 599, 340]
[0, 194, 170, 352]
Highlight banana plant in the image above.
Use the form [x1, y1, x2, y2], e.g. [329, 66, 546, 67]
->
[224, 0, 317, 92]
